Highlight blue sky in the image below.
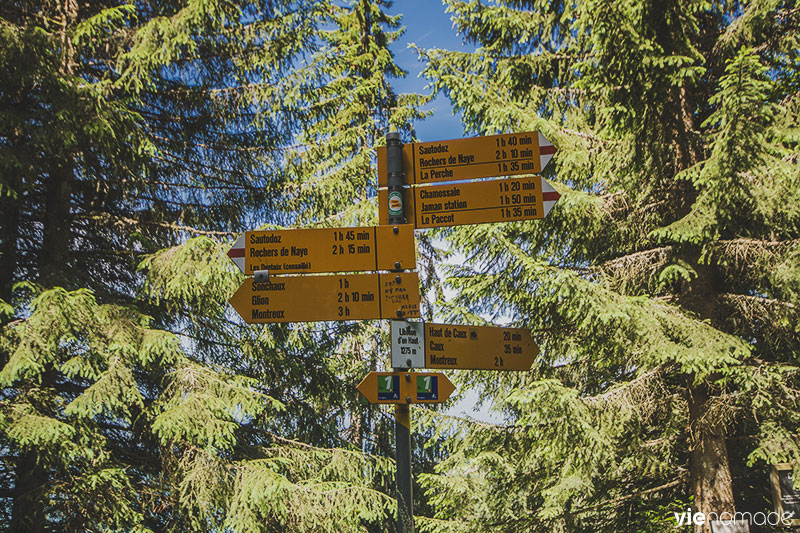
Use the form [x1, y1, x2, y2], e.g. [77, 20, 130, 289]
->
[383, 2, 503, 422]
[386, 1, 476, 142]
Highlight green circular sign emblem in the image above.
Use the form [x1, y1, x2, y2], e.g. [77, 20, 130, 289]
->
[388, 191, 403, 216]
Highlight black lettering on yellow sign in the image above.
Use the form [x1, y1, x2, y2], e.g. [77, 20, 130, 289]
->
[231, 225, 415, 275]
[377, 132, 547, 186]
[229, 272, 421, 324]
[413, 176, 544, 229]
[421, 322, 539, 371]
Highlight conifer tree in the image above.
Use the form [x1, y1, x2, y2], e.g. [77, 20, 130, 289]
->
[415, 1, 800, 532]
[280, 0, 429, 225]
[139, 0, 438, 526]
[0, 0, 420, 530]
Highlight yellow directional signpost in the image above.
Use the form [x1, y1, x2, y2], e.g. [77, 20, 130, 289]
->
[229, 272, 420, 323]
[378, 131, 557, 185]
[379, 130, 558, 533]
[224, 130, 557, 533]
[391, 321, 539, 371]
[228, 224, 415, 275]
[378, 131, 560, 228]
[378, 177, 561, 227]
[356, 371, 456, 405]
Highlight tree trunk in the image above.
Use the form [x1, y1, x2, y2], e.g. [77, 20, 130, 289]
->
[11, 450, 47, 533]
[350, 408, 364, 449]
[40, 161, 73, 285]
[689, 384, 735, 533]
[0, 186, 19, 303]
[677, 255, 736, 533]
[12, 157, 74, 528]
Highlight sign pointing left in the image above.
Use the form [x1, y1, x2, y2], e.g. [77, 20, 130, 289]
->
[229, 272, 421, 323]
[228, 225, 416, 275]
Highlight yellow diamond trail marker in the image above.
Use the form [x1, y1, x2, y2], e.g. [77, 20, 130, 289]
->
[227, 225, 415, 275]
[229, 272, 420, 323]
[356, 371, 456, 404]
[378, 131, 557, 186]
[391, 321, 539, 371]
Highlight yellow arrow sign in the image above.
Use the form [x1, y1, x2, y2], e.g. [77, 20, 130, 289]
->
[378, 131, 557, 186]
[356, 372, 456, 404]
[425, 323, 538, 370]
[227, 225, 415, 275]
[379, 176, 560, 228]
[391, 321, 539, 370]
[229, 272, 420, 323]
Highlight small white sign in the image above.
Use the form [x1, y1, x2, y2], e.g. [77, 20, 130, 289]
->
[391, 321, 425, 368]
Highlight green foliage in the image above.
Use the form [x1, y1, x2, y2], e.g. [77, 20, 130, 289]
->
[415, 0, 800, 530]
[151, 361, 276, 450]
[9, 0, 796, 530]
[0, 287, 185, 529]
[139, 236, 240, 314]
[0, 0, 425, 530]
[278, 0, 430, 224]
[5, 410, 76, 451]
[226, 445, 394, 532]
[64, 356, 144, 421]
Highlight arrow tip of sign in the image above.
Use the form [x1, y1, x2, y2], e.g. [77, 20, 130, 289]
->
[541, 178, 560, 217]
[228, 234, 244, 255]
[439, 375, 456, 402]
[356, 374, 372, 400]
[227, 235, 246, 272]
[538, 133, 557, 171]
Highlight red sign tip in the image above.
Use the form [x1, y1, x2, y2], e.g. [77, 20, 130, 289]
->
[542, 190, 560, 202]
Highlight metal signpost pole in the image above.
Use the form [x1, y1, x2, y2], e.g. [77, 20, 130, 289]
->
[386, 131, 413, 533]
[386, 132, 406, 226]
[224, 128, 557, 533]
[394, 401, 413, 533]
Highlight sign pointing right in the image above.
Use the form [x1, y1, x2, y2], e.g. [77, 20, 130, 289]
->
[378, 131, 557, 186]
[392, 322, 539, 371]
[379, 175, 560, 228]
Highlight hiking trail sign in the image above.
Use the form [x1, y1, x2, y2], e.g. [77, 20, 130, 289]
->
[377, 131, 560, 228]
[391, 321, 539, 371]
[379, 175, 560, 228]
[229, 272, 420, 323]
[377, 131, 556, 185]
[227, 225, 415, 275]
[357, 371, 456, 404]
[222, 129, 557, 533]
